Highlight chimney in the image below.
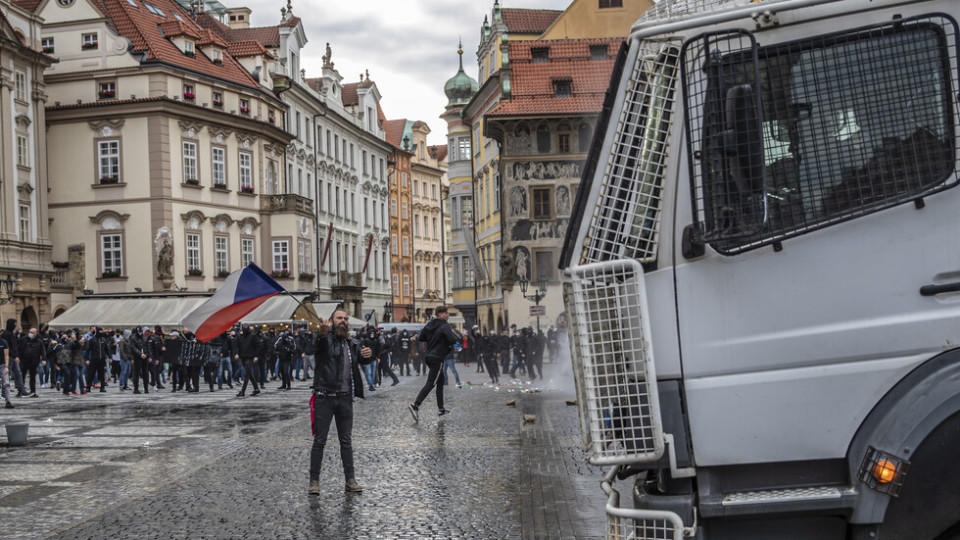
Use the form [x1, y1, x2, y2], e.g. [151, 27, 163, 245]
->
[225, 7, 252, 30]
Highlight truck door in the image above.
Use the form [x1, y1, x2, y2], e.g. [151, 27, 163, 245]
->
[674, 16, 960, 466]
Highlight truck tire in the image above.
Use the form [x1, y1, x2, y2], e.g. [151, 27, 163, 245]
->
[876, 411, 960, 539]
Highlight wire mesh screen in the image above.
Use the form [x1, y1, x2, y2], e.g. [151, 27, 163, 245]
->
[565, 259, 664, 465]
[581, 40, 681, 265]
[682, 15, 960, 254]
[607, 514, 684, 540]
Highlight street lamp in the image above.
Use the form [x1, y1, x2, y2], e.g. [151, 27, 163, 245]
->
[0, 274, 17, 305]
[383, 301, 393, 323]
[518, 276, 547, 333]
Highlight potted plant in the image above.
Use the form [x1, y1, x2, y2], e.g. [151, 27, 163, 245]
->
[188, 268, 203, 277]
[99, 176, 119, 184]
[51, 261, 69, 269]
[213, 182, 227, 190]
[212, 99, 224, 108]
[183, 91, 196, 101]
[212, 58, 223, 65]
[299, 272, 315, 281]
[101, 270, 121, 278]
[270, 269, 291, 279]
[82, 41, 98, 50]
[98, 89, 115, 99]
[183, 50, 195, 57]
[217, 269, 231, 278]
[240, 185, 255, 194]
[239, 105, 250, 115]
[184, 178, 200, 186]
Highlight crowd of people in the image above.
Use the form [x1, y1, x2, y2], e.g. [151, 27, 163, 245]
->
[0, 314, 565, 411]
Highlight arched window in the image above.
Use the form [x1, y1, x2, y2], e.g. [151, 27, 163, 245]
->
[536, 124, 551, 153]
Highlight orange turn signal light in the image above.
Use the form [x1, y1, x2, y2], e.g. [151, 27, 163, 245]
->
[872, 459, 897, 484]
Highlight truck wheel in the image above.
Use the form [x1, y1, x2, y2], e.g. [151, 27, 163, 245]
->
[877, 412, 960, 539]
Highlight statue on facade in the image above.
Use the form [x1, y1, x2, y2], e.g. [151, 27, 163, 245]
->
[157, 240, 173, 279]
[323, 42, 334, 69]
[500, 250, 515, 281]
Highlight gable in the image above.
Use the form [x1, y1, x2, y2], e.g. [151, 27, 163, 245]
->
[36, 0, 106, 25]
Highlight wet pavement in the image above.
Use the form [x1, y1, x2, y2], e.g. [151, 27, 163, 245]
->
[0, 361, 605, 540]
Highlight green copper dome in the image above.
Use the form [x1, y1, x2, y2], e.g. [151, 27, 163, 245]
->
[444, 44, 478, 107]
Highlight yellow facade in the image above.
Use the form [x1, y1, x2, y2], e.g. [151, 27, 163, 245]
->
[539, 0, 655, 40]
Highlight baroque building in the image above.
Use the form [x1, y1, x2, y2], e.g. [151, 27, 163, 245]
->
[409, 124, 446, 321]
[382, 117, 414, 322]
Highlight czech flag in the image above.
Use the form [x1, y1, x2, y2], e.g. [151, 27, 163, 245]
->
[182, 263, 285, 342]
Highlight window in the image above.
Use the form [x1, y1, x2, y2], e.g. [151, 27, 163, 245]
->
[298, 240, 313, 274]
[19, 205, 30, 242]
[212, 147, 225, 186]
[295, 111, 301, 139]
[239, 151, 252, 190]
[41, 37, 54, 54]
[590, 44, 608, 60]
[334, 134, 340, 161]
[531, 47, 550, 63]
[350, 193, 356, 222]
[558, 133, 571, 153]
[241, 237, 254, 267]
[393, 275, 399, 296]
[212, 91, 223, 108]
[685, 17, 957, 253]
[553, 79, 572, 98]
[391, 235, 398, 255]
[335, 186, 341, 216]
[494, 175, 501, 211]
[364, 197, 369, 225]
[402, 201, 408, 219]
[402, 173, 408, 188]
[82, 33, 98, 50]
[537, 125, 551, 153]
[412, 179, 418, 196]
[350, 143, 355, 168]
[432, 184, 437, 200]
[272, 240, 289, 271]
[98, 81, 116, 99]
[535, 251, 554, 282]
[98, 140, 120, 182]
[326, 130, 331, 156]
[402, 237, 409, 256]
[16, 136, 28, 168]
[143, 1, 165, 16]
[391, 198, 397, 217]
[599, 0, 622, 7]
[362, 150, 368, 175]
[182, 141, 198, 182]
[239, 98, 250, 115]
[416, 267, 422, 289]
[532, 187, 552, 220]
[183, 41, 195, 56]
[343, 140, 348, 164]
[215, 236, 228, 275]
[211, 50, 222, 64]
[401, 275, 409, 297]
[101, 234, 122, 275]
[459, 138, 470, 161]
[413, 216, 419, 236]
[186, 232, 201, 272]
[14, 71, 26, 101]
[432, 218, 438, 239]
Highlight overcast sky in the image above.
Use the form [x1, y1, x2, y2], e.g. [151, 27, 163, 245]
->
[240, 0, 571, 146]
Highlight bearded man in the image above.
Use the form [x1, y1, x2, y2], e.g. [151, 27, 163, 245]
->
[308, 308, 372, 495]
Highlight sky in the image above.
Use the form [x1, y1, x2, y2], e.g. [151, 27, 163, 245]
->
[239, 0, 572, 146]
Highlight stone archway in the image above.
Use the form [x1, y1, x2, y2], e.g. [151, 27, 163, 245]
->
[497, 314, 505, 333]
[20, 306, 38, 331]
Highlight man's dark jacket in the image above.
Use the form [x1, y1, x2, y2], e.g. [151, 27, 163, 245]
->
[312, 330, 364, 398]
[419, 318, 460, 362]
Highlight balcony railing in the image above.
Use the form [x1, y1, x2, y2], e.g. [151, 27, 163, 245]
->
[335, 271, 363, 288]
[260, 194, 314, 216]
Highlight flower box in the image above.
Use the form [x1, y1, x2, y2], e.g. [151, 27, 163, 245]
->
[298, 272, 316, 281]
[183, 92, 195, 101]
[212, 58, 223, 65]
[183, 50, 195, 57]
[98, 90, 115, 99]
[212, 100, 223, 108]
[51, 261, 69, 269]
[101, 270, 121, 278]
[240, 185, 255, 194]
[212, 182, 227, 190]
[42, 47, 54, 54]
[99, 176, 119, 184]
[82, 42, 98, 50]
[188, 268, 203, 277]
[184, 178, 199, 186]
[270, 269, 291, 279]
[239, 106, 250, 115]
[217, 270, 231, 278]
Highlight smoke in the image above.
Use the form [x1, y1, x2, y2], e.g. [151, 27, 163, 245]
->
[539, 338, 576, 395]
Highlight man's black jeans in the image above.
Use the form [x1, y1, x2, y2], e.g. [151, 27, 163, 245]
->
[309, 393, 355, 481]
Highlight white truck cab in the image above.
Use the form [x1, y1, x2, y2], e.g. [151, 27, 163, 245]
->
[560, 0, 960, 538]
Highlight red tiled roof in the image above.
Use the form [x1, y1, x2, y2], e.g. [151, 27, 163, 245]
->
[487, 38, 622, 117]
[98, 0, 263, 91]
[226, 40, 272, 59]
[341, 82, 359, 107]
[428, 145, 448, 162]
[197, 29, 228, 48]
[195, 13, 281, 47]
[11, 0, 43, 13]
[158, 20, 201, 40]
[501, 8, 562, 34]
[383, 119, 407, 148]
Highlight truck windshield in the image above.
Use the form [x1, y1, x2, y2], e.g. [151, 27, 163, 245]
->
[684, 15, 957, 253]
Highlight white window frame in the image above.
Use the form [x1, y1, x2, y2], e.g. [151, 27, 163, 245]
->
[241, 237, 255, 268]
[272, 240, 289, 272]
[212, 146, 225, 186]
[19, 204, 30, 242]
[186, 232, 201, 272]
[298, 240, 313, 274]
[16, 135, 28, 168]
[239, 151, 252, 189]
[182, 141, 198, 182]
[101, 233, 122, 274]
[98, 140, 120, 181]
[214, 235, 228, 275]
[14, 71, 26, 102]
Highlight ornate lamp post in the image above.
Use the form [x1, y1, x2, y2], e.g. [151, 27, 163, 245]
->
[383, 301, 393, 323]
[518, 276, 547, 333]
[0, 274, 17, 305]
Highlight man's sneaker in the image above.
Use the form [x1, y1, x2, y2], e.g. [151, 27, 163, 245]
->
[391, 380, 399, 386]
[29, 393, 38, 398]
[55, 381, 61, 391]
[308, 479, 320, 496]
[438, 408, 450, 416]
[4, 402, 13, 409]
[344, 478, 363, 493]
[408, 403, 419, 423]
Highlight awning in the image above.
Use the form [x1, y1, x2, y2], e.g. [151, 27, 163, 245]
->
[48, 296, 207, 330]
[49, 293, 319, 330]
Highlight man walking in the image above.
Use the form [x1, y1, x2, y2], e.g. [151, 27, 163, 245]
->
[309, 308, 371, 495]
[236, 326, 261, 397]
[409, 306, 460, 422]
[18, 328, 46, 397]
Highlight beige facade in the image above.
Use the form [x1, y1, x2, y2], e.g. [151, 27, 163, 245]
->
[409, 123, 446, 321]
[539, 0, 654, 40]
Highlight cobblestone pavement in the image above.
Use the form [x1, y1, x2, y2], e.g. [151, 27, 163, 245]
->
[0, 361, 605, 539]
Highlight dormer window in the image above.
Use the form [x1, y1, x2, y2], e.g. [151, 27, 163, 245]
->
[599, 0, 622, 7]
[183, 41, 195, 57]
[41, 37, 54, 54]
[98, 81, 116, 100]
[82, 33, 98, 50]
[553, 79, 572, 98]
[183, 83, 195, 101]
[590, 44, 608, 60]
[531, 47, 549, 63]
[211, 50, 223, 65]
[212, 91, 223, 109]
[239, 98, 250, 115]
[143, 1, 165, 16]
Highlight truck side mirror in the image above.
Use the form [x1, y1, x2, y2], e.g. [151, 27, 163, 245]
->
[724, 84, 765, 195]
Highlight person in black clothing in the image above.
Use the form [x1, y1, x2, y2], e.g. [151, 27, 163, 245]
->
[258, 328, 273, 386]
[396, 330, 412, 376]
[482, 331, 500, 384]
[162, 331, 184, 391]
[144, 328, 165, 389]
[19, 328, 46, 397]
[83, 328, 112, 393]
[180, 331, 204, 393]
[129, 327, 150, 394]
[378, 328, 399, 387]
[0, 334, 12, 408]
[3, 319, 25, 397]
[236, 326, 261, 397]
[275, 331, 297, 390]
[308, 308, 371, 495]
[408, 306, 460, 422]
